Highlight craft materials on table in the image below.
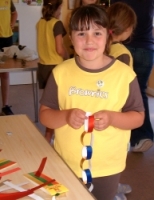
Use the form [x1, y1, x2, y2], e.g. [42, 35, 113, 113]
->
[0, 156, 68, 199]
[0, 180, 52, 200]
[24, 157, 68, 196]
[0, 159, 17, 171]
[0, 159, 21, 178]
[24, 172, 68, 196]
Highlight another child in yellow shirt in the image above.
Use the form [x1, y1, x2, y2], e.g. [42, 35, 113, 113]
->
[36, 0, 69, 143]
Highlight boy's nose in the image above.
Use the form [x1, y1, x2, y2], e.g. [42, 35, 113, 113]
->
[86, 35, 93, 43]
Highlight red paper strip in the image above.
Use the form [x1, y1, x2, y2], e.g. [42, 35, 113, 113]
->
[0, 180, 52, 200]
[0, 167, 20, 178]
[35, 157, 47, 177]
[87, 116, 94, 132]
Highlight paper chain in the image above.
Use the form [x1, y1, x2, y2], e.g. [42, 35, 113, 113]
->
[80, 113, 94, 192]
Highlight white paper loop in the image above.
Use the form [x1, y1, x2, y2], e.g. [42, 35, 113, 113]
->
[84, 112, 92, 132]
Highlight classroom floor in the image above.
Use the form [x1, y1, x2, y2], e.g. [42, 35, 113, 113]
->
[0, 84, 154, 200]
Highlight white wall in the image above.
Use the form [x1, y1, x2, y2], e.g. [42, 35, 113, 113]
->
[16, 4, 42, 51]
[10, 2, 42, 85]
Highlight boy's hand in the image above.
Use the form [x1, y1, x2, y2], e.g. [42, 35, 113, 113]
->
[66, 109, 86, 129]
[94, 111, 111, 131]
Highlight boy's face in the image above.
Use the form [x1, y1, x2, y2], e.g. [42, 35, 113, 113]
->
[70, 22, 107, 64]
[82, 0, 97, 5]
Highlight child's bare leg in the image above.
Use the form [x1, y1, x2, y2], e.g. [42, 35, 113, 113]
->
[45, 128, 54, 144]
[0, 72, 9, 106]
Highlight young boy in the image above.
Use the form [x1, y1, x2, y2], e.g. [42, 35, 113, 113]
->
[39, 5, 144, 200]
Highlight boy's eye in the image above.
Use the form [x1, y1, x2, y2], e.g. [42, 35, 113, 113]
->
[95, 32, 102, 36]
[77, 32, 85, 36]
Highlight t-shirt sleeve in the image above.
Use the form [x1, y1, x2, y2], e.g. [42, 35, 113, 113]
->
[53, 21, 67, 37]
[122, 77, 144, 112]
[116, 54, 130, 66]
[40, 73, 59, 110]
[11, 0, 16, 13]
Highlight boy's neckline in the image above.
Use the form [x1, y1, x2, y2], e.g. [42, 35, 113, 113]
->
[75, 56, 115, 73]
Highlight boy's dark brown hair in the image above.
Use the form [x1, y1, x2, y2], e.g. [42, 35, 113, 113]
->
[42, 0, 62, 21]
[69, 4, 109, 54]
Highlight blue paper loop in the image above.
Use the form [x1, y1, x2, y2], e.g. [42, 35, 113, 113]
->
[82, 146, 93, 159]
[82, 169, 92, 184]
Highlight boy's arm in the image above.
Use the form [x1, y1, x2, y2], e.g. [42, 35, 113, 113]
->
[94, 76, 145, 131]
[109, 110, 144, 130]
[39, 105, 86, 129]
[39, 105, 69, 129]
[94, 110, 144, 131]
[114, 75, 145, 129]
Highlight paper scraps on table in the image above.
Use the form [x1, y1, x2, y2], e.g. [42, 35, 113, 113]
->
[0, 167, 20, 179]
[24, 172, 68, 196]
[3, 181, 44, 200]
[24, 157, 68, 196]
[0, 159, 17, 171]
[0, 180, 52, 200]
[35, 157, 47, 177]
[0, 181, 28, 192]
[0, 159, 20, 179]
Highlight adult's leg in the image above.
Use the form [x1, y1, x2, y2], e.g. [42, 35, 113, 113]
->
[0, 72, 10, 106]
[0, 36, 13, 114]
[127, 47, 154, 146]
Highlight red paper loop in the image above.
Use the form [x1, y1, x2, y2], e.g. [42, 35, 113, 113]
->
[87, 115, 94, 132]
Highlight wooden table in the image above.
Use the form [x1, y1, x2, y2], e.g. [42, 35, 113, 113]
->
[0, 58, 39, 122]
[0, 115, 96, 200]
